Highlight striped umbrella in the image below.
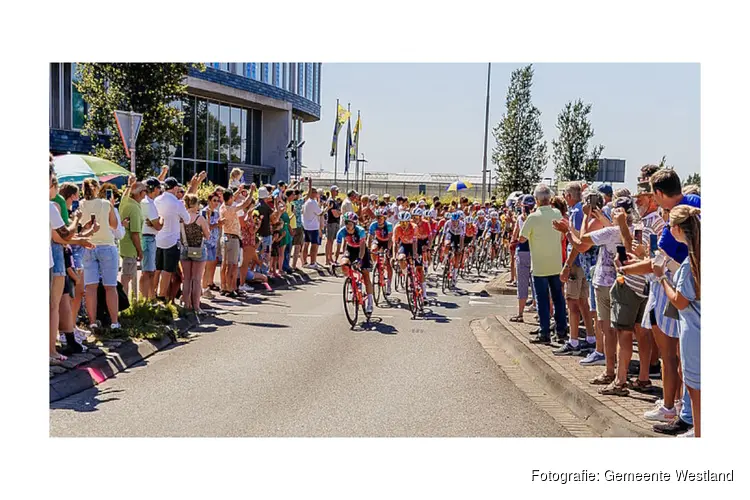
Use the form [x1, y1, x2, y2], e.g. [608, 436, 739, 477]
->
[446, 180, 474, 192]
[53, 154, 131, 184]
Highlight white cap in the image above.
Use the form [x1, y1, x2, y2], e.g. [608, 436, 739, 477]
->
[257, 187, 270, 199]
[330, 185, 339, 191]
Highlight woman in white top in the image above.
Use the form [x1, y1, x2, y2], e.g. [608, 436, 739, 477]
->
[80, 178, 121, 331]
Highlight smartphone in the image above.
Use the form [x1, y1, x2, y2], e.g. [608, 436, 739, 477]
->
[586, 193, 598, 206]
[634, 228, 643, 244]
[90, 214, 96, 224]
[71, 200, 79, 212]
[616, 245, 627, 265]
[106, 189, 113, 200]
[649, 233, 658, 258]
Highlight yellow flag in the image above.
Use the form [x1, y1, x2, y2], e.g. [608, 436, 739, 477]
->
[331, 103, 351, 157]
[337, 104, 350, 125]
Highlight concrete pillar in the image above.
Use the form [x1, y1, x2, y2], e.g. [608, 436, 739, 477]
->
[262, 109, 291, 183]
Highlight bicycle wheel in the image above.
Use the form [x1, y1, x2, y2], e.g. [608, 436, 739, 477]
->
[431, 246, 441, 272]
[360, 281, 372, 322]
[442, 261, 451, 294]
[405, 267, 415, 315]
[343, 277, 359, 327]
[373, 265, 383, 306]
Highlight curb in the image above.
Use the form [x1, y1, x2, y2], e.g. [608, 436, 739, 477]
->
[483, 271, 521, 296]
[49, 317, 195, 403]
[478, 315, 655, 437]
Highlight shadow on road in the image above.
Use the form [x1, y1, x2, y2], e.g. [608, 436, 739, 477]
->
[50, 387, 123, 413]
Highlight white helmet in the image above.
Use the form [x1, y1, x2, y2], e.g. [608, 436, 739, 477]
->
[489, 210, 499, 218]
[413, 208, 424, 217]
[398, 211, 412, 222]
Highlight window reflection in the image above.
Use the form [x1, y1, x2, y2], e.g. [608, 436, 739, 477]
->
[219, 104, 230, 162]
[230, 107, 241, 163]
[208, 101, 219, 162]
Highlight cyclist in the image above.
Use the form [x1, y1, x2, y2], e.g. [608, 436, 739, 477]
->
[335, 212, 374, 313]
[443, 211, 466, 284]
[392, 211, 418, 289]
[483, 210, 502, 261]
[368, 209, 394, 295]
[463, 215, 478, 268]
[413, 208, 431, 299]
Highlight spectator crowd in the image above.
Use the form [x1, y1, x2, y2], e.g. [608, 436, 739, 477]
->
[49, 155, 701, 437]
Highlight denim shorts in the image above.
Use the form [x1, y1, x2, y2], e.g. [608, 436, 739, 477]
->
[304, 229, 321, 245]
[260, 235, 273, 254]
[141, 235, 157, 272]
[83, 245, 119, 287]
[71, 245, 85, 270]
[205, 244, 217, 262]
[51, 242, 66, 277]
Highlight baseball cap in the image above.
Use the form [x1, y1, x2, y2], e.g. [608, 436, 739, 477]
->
[635, 181, 653, 196]
[163, 177, 180, 190]
[272, 188, 281, 198]
[521, 195, 535, 206]
[613, 196, 634, 212]
[596, 184, 613, 197]
[145, 177, 161, 190]
[330, 185, 339, 192]
[258, 187, 270, 199]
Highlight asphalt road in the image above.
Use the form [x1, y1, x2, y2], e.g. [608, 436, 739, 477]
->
[50, 268, 569, 437]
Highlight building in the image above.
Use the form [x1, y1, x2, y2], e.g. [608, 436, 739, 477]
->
[301, 168, 493, 200]
[49, 63, 322, 186]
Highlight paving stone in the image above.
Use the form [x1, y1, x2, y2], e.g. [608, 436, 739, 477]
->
[50, 365, 67, 375]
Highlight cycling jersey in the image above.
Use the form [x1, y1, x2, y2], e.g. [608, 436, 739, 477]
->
[336, 225, 367, 249]
[368, 221, 393, 242]
[444, 220, 465, 237]
[465, 223, 477, 238]
[393, 222, 416, 244]
[475, 219, 487, 233]
[414, 220, 431, 240]
[486, 220, 501, 234]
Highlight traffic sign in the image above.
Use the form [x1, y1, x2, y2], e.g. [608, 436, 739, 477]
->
[114, 110, 143, 158]
[595, 158, 626, 183]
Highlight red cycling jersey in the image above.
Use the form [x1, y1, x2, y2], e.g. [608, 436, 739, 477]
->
[394, 222, 416, 244]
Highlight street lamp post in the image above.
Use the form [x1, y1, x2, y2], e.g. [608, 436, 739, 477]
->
[480, 63, 492, 204]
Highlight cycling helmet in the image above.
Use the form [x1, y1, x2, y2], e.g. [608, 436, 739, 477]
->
[489, 210, 499, 218]
[444, 213, 451, 220]
[342, 211, 358, 224]
[413, 208, 424, 217]
[375, 209, 387, 218]
[451, 212, 462, 221]
[465, 216, 474, 224]
[398, 211, 412, 222]
[477, 210, 486, 218]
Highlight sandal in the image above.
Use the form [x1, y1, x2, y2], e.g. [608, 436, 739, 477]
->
[590, 373, 615, 385]
[509, 315, 524, 323]
[50, 353, 68, 365]
[598, 383, 630, 396]
[628, 379, 653, 392]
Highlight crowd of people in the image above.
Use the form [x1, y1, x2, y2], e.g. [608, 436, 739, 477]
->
[509, 167, 701, 437]
[49, 155, 701, 437]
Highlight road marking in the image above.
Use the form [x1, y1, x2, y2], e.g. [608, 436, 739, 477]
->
[315, 292, 340, 296]
[223, 311, 259, 315]
[468, 299, 494, 306]
[287, 313, 325, 318]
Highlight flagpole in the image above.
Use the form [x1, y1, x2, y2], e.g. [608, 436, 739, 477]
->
[333, 98, 339, 185]
[481, 62, 492, 204]
[354, 110, 360, 193]
[345, 103, 351, 193]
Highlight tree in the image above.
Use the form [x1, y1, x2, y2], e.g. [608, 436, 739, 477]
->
[683, 172, 701, 186]
[490, 64, 548, 198]
[75, 63, 204, 178]
[551, 99, 604, 183]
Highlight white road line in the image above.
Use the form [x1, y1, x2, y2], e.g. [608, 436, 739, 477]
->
[314, 292, 341, 296]
[223, 311, 259, 315]
[287, 313, 324, 318]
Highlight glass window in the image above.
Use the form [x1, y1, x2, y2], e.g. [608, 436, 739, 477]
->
[297, 63, 304, 95]
[183, 160, 196, 183]
[234, 63, 244, 76]
[219, 104, 231, 162]
[230, 107, 242, 163]
[71, 63, 87, 129]
[208, 101, 220, 162]
[252, 109, 262, 165]
[315, 63, 321, 104]
[168, 99, 183, 158]
[51, 63, 61, 128]
[196, 98, 208, 160]
[219, 63, 228, 71]
[169, 158, 183, 182]
[261, 63, 270, 83]
[306, 63, 313, 100]
[240, 109, 248, 163]
[273, 63, 280, 87]
[63, 63, 72, 129]
[182, 96, 195, 159]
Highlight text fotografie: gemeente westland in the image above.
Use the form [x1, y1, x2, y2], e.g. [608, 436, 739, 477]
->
[531, 469, 734, 483]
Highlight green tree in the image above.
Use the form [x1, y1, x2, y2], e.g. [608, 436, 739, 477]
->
[75, 63, 204, 178]
[491, 64, 548, 198]
[683, 172, 701, 186]
[551, 99, 604, 182]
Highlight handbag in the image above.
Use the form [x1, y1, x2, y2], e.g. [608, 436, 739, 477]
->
[180, 220, 203, 261]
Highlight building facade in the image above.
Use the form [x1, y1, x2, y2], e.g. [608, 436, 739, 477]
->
[50, 62, 321, 186]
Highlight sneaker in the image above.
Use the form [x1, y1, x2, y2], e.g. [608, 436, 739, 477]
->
[74, 326, 90, 343]
[262, 283, 273, 292]
[202, 289, 214, 299]
[239, 284, 253, 292]
[553, 334, 569, 345]
[553, 341, 581, 356]
[110, 322, 121, 330]
[644, 405, 677, 423]
[529, 335, 551, 345]
[386, 282, 392, 296]
[653, 416, 693, 436]
[677, 428, 695, 438]
[58, 333, 68, 346]
[579, 351, 606, 366]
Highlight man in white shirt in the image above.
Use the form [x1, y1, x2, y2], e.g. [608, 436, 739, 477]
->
[140, 177, 163, 298]
[154, 177, 190, 301]
[340, 190, 358, 223]
[301, 179, 324, 268]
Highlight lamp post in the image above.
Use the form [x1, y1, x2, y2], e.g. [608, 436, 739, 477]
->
[480, 62, 492, 204]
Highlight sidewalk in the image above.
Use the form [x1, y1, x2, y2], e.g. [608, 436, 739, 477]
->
[477, 314, 662, 436]
[485, 271, 520, 296]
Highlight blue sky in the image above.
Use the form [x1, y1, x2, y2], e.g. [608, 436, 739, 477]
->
[302, 63, 700, 189]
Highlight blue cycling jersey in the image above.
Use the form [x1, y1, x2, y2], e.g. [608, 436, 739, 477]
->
[368, 221, 393, 241]
[336, 225, 367, 248]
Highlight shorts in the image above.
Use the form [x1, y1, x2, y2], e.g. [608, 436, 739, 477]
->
[398, 243, 414, 259]
[304, 229, 321, 245]
[83, 245, 120, 287]
[292, 227, 304, 246]
[609, 281, 647, 331]
[205, 244, 217, 262]
[156, 244, 181, 274]
[271, 243, 281, 257]
[121, 256, 138, 277]
[345, 246, 372, 271]
[71, 244, 85, 270]
[141, 235, 157, 272]
[223, 236, 241, 266]
[259, 235, 273, 254]
[373, 239, 390, 252]
[464, 235, 474, 246]
[326, 223, 340, 241]
[63, 275, 75, 298]
[594, 285, 612, 325]
[447, 234, 462, 251]
[565, 265, 589, 300]
[51, 242, 66, 277]
[489, 232, 498, 243]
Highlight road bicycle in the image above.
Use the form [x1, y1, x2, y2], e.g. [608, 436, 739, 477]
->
[403, 256, 425, 319]
[441, 247, 459, 293]
[341, 261, 372, 327]
[372, 247, 393, 307]
[392, 256, 406, 293]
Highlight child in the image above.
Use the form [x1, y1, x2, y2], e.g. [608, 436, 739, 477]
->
[270, 220, 284, 277]
[61, 246, 87, 355]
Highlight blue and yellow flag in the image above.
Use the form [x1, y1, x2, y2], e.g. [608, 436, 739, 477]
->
[344, 116, 353, 174]
[330, 103, 351, 157]
[350, 114, 361, 162]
